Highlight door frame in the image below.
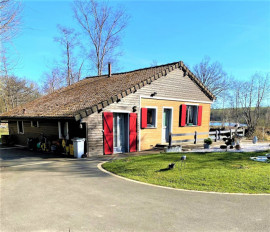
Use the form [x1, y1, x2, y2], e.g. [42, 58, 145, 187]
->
[162, 107, 173, 143]
[112, 112, 130, 153]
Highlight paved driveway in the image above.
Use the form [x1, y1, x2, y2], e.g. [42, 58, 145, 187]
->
[1, 147, 270, 232]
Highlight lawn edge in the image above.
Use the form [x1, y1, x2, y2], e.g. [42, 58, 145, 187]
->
[98, 161, 270, 196]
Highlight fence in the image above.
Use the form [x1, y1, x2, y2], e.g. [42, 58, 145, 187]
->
[169, 128, 245, 146]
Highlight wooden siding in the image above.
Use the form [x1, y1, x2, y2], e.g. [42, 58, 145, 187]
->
[8, 121, 59, 145]
[8, 120, 85, 146]
[83, 68, 213, 156]
[140, 98, 211, 150]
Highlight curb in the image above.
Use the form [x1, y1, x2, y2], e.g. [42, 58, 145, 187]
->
[97, 161, 270, 196]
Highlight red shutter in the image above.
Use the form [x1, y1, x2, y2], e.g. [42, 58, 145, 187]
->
[129, 113, 137, 152]
[180, 104, 186, 127]
[103, 112, 113, 155]
[141, 108, 147, 129]
[197, 106, 203, 126]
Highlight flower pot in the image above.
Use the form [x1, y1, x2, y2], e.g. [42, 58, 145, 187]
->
[204, 144, 210, 149]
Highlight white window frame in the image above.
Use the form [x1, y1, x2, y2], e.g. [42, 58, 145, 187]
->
[31, 121, 39, 128]
[58, 121, 69, 139]
[17, 121, 24, 134]
[145, 106, 158, 128]
[186, 105, 198, 126]
[162, 107, 173, 143]
[162, 107, 173, 132]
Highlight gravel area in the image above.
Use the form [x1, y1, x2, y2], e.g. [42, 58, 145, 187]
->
[189, 142, 270, 153]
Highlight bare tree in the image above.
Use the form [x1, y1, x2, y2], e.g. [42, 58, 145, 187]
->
[73, 0, 128, 76]
[150, 60, 158, 67]
[42, 67, 63, 94]
[54, 25, 84, 86]
[235, 73, 270, 136]
[193, 56, 230, 97]
[0, 0, 22, 43]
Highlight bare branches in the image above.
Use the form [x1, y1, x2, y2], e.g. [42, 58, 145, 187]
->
[73, 0, 128, 75]
[42, 25, 85, 94]
[54, 25, 81, 86]
[0, 0, 22, 43]
[193, 56, 230, 97]
[232, 73, 270, 136]
[42, 68, 63, 94]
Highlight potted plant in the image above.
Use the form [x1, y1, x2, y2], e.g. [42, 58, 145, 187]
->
[204, 138, 212, 149]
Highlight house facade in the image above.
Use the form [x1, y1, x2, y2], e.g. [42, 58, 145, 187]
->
[0, 61, 215, 156]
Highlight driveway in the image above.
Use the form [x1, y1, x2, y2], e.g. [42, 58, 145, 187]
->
[1, 147, 269, 232]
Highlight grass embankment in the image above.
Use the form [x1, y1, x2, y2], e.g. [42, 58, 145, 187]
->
[102, 151, 270, 194]
[0, 127, 9, 143]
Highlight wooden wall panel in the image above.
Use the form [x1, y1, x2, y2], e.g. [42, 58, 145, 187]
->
[140, 99, 211, 150]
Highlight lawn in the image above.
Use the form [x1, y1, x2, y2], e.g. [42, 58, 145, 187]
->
[102, 151, 270, 194]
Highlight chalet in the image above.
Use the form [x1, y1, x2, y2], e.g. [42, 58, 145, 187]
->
[0, 61, 215, 156]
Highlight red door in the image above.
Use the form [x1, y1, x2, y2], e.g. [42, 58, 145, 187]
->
[103, 112, 113, 155]
[129, 113, 137, 152]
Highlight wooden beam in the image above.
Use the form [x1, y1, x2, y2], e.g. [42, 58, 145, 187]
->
[107, 98, 113, 104]
[102, 100, 108, 107]
[86, 108, 93, 115]
[91, 106, 98, 113]
[121, 91, 127, 97]
[75, 114, 81, 121]
[80, 110, 87, 118]
[117, 93, 122, 99]
[112, 96, 117, 102]
[97, 103, 103, 110]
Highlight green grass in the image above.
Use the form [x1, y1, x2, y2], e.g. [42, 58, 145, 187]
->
[0, 127, 9, 143]
[102, 151, 270, 194]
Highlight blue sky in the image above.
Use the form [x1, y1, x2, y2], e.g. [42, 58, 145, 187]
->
[7, 0, 270, 82]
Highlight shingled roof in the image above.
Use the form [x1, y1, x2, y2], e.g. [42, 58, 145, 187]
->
[0, 61, 215, 121]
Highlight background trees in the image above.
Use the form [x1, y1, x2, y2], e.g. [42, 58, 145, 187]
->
[42, 25, 85, 94]
[233, 73, 269, 136]
[210, 72, 270, 137]
[193, 56, 230, 97]
[0, 54, 40, 113]
[0, 1, 41, 114]
[54, 25, 84, 86]
[73, 0, 128, 75]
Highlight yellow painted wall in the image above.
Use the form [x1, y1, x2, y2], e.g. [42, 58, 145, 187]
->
[140, 98, 211, 150]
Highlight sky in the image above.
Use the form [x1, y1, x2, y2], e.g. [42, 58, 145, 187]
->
[5, 0, 270, 83]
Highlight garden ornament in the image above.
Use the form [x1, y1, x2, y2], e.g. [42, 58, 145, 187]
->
[252, 136, 258, 144]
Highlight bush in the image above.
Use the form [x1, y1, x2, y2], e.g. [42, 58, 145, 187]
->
[204, 138, 213, 145]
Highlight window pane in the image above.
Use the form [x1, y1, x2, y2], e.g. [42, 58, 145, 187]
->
[186, 106, 198, 125]
[18, 121, 23, 133]
[147, 109, 156, 127]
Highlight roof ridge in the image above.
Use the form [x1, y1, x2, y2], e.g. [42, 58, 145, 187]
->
[85, 61, 179, 79]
